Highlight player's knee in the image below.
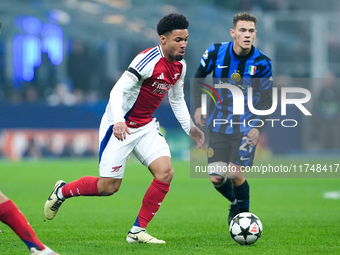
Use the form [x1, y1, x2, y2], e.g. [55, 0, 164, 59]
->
[163, 167, 174, 182]
[98, 178, 121, 196]
[104, 184, 120, 195]
[210, 175, 224, 186]
[155, 167, 174, 183]
[230, 177, 245, 187]
[167, 168, 175, 181]
[228, 166, 245, 182]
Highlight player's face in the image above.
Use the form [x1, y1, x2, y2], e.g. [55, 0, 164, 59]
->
[160, 29, 189, 62]
[230, 20, 256, 55]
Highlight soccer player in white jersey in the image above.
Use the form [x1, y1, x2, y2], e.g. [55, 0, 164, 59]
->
[44, 13, 204, 244]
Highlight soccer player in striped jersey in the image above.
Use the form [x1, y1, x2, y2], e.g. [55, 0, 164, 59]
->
[44, 13, 204, 244]
[193, 12, 273, 224]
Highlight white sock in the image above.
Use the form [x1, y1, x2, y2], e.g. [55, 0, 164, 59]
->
[130, 226, 145, 233]
[57, 188, 65, 200]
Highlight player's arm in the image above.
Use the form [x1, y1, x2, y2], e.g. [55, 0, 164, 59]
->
[168, 68, 204, 148]
[193, 44, 216, 127]
[247, 60, 273, 146]
[109, 69, 139, 123]
[109, 66, 145, 141]
[109, 71, 138, 140]
[193, 66, 208, 127]
[254, 59, 273, 132]
[109, 48, 153, 141]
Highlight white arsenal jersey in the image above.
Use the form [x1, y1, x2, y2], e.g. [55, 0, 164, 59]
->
[104, 44, 192, 135]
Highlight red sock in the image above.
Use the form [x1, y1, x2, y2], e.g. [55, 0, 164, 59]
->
[61, 176, 100, 198]
[0, 200, 45, 250]
[134, 178, 170, 228]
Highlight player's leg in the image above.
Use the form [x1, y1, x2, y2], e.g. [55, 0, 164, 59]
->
[126, 119, 171, 244]
[209, 163, 237, 225]
[44, 118, 132, 220]
[133, 156, 173, 229]
[228, 133, 256, 223]
[0, 191, 58, 254]
[228, 163, 250, 225]
[207, 132, 236, 204]
[44, 176, 123, 219]
[209, 163, 236, 203]
[228, 162, 249, 209]
[126, 156, 171, 244]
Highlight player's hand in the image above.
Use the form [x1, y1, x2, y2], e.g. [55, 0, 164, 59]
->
[194, 107, 206, 127]
[189, 126, 205, 149]
[246, 128, 260, 147]
[113, 122, 131, 141]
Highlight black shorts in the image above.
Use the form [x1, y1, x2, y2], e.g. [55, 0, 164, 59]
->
[207, 131, 256, 167]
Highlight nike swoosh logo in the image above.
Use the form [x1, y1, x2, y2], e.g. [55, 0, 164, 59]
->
[217, 64, 228, 68]
[130, 236, 138, 241]
[47, 192, 54, 200]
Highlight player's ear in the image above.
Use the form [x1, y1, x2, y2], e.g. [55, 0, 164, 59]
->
[230, 28, 235, 39]
[159, 35, 167, 45]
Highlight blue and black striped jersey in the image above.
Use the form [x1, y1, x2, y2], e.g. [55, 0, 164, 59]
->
[194, 41, 273, 135]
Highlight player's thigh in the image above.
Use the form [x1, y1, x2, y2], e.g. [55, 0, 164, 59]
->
[148, 156, 173, 183]
[229, 162, 245, 181]
[229, 133, 256, 178]
[133, 122, 171, 169]
[207, 131, 232, 178]
[98, 121, 135, 179]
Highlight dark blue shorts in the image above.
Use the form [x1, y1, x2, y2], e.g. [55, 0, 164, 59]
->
[207, 131, 257, 167]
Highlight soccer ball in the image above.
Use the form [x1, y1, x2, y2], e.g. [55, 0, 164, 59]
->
[229, 212, 263, 245]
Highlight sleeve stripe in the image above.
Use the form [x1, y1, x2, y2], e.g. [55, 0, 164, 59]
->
[135, 48, 159, 72]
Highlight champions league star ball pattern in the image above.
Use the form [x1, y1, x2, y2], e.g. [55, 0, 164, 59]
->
[229, 212, 263, 245]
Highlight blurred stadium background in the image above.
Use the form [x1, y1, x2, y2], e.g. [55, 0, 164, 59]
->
[0, 0, 340, 161]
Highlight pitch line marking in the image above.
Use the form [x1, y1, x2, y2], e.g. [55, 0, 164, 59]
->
[323, 191, 340, 199]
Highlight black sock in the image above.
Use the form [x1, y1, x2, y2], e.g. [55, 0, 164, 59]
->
[233, 180, 249, 212]
[214, 177, 235, 202]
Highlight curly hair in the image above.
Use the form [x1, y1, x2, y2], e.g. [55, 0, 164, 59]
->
[157, 13, 189, 36]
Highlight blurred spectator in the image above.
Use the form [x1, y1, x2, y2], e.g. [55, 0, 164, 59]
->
[22, 138, 42, 159]
[23, 85, 39, 103]
[47, 83, 76, 106]
[72, 133, 94, 157]
[315, 71, 340, 149]
[213, 0, 241, 9]
[67, 40, 92, 92]
[34, 52, 58, 96]
[327, 33, 340, 64]
[7, 89, 23, 104]
[73, 88, 85, 104]
[85, 90, 100, 105]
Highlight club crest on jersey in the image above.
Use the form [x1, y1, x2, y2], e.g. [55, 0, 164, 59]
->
[231, 71, 241, 82]
[111, 165, 123, 172]
[249, 65, 257, 75]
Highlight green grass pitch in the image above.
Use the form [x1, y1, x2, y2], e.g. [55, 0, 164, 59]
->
[1, 158, 340, 254]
